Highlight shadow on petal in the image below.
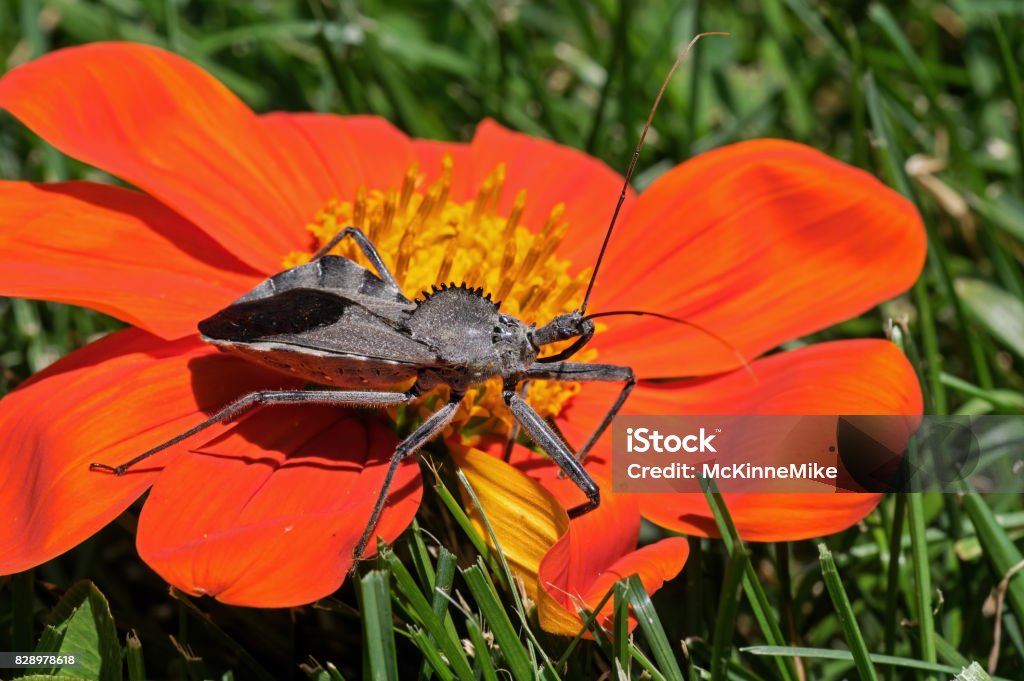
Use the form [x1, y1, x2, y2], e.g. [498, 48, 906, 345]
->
[0, 329, 288, 574]
[137, 408, 422, 607]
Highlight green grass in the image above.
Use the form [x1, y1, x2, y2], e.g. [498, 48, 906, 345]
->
[2, 1, 1024, 679]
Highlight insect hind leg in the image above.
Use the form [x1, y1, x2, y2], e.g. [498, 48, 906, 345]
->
[501, 381, 530, 462]
[351, 394, 463, 571]
[503, 385, 600, 518]
[89, 387, 420, 475]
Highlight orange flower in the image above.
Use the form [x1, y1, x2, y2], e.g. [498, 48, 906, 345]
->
[0, 43, 924, 626]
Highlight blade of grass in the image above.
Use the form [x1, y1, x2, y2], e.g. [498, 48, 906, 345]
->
[711, 544, 748, 681]
[408, 627, 456, 681]
[326, 662, 346, 681]
[612, 581, 630, 675]
[990, 18, 1024, 194]
[170, 589, 276, 681]
[963, 494, 1024, 638]
[954, 278, 1024, 361]
[844, 21, 870, 168]
[685, 639, 771, 681]
[626, 574, 684, 681]
[941, 373, 1024, 413]
[583, 0, 627, 154]
[305, 0, 359, 112]
[407, 519, 437, 590]
[818, 543, 880, 681]
[574, 601, 619, 666]
[464, 616, 499, 681]
[905, 629, 971, 670]
[553, 583, 618, 668]
[907, 489, 938, 680]
[884, 493, 907, 681]
[779, 0, 848, 62]
[700, 479, 799, 681]
[462, 563, 535, 681]
[126, 630, 146, 681]
[432, 481, 491, 563]
[626, 641, 670, 681]
[868, 4, 962, 160]
[360, 570, 399, 681]
[499, 20, 569, 142]
[864, 69, 993, 391]
[380, 550, 476, 681]
[430, 548, 458, 626]
[741, 646, 1014, 680]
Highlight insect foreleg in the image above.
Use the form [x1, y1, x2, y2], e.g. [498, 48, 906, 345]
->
[352, 394, 463, 569]
[503, 386, 600, 518]
[89, 387, 420, 475]
[524, 362, 634, 464]
[312, 226, 401, 290]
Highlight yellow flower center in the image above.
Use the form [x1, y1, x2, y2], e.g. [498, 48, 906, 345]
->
[283, 156, 596, 444]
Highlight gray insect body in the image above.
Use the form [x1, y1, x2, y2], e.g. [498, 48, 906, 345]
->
[199, 255, 551, 393]
[94, 227, 630, 564]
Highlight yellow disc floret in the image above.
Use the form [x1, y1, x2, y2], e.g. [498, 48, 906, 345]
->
[283, 155, 596, 445]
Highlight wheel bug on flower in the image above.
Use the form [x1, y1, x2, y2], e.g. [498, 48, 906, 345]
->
[90, 34, 743, 566]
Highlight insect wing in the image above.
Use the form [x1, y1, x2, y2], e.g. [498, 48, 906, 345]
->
[236, 255, 413, 314]
[199, 287, 438, 366]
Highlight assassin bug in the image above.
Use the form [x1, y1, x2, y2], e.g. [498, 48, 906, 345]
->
[90, 34, 741, 565]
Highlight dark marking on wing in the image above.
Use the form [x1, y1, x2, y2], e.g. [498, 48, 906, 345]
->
[200, 288, 440, 366]
[199, 288, 350, 341]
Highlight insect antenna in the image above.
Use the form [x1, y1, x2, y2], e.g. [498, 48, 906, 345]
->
[584, 309, 757, 382]
[579, 32, 728, 315]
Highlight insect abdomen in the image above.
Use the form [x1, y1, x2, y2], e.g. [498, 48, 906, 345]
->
[209, 341, 418, 389]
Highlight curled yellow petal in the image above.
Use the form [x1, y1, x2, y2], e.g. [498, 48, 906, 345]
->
[450, 444, 582, 636]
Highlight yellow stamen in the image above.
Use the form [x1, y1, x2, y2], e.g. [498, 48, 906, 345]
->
[353, 186, 367, 229]
[284, 156, 596, 443]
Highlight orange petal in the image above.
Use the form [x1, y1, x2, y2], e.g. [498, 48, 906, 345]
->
[560, 339, 922, 540]
[137, 409, 421, 607]
[0, 43, 320, 271]
[588, 140, 926, 376]
[534, 478, 688, 634]
[0, 329, 294, 574]
[261, 113, 418, 199]
[454, 445, 686, 636]
[0, 181, 261, 340]
[411, 138, 474, 198]
[468, 120, 634, 265]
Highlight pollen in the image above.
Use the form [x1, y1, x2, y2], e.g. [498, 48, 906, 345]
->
[283, 155, 596, 444]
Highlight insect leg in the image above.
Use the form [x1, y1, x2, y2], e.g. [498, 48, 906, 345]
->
[89, 387, 420, 475]
[501, 381, 529, 462]
[312, 226, 401, 290]
[525, 362, 634, 464]
[352, 394, 463, 568]
[503, 386, 600, 518]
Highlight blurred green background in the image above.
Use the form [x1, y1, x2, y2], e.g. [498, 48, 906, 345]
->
[1, 1, 1024, 680]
